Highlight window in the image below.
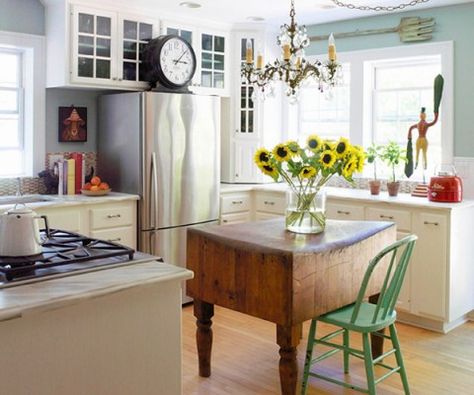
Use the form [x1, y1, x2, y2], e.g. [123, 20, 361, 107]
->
[298, 64, 350, 140]
[0, 49, 24, 177]
[370, 57, 442, 176]
[201, 33, 225, 89]
[239, 38, 254, 134]
[289, 42, 453, 180]
[0, 31, 45, 178]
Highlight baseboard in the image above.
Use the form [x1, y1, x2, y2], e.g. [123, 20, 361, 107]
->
[396, 310, 468, 334]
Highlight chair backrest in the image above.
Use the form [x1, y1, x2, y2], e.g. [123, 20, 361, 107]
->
[350, 234, 417, 324]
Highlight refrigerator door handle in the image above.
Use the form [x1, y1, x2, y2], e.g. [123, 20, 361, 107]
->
[150, 152, 159, 229]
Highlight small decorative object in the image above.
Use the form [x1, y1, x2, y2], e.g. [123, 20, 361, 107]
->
[38, 169, 59, 194]
[58, 106, 87, 142]
[366, 144, 383, 195]
[311, 16, 435, 44]
[142, 34, 196, 92]
[405, 74, 444, 197]
[381, 141, 407, 197]
[81, 176, 111, 196]
[241, 0, 342, 102]
[254, 136, 365, 234]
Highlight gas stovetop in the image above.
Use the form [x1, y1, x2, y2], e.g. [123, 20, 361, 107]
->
[0, 229, 156, 287]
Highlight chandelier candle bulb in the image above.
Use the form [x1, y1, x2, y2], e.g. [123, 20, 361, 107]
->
[246, 39, 253, 64]
[282, 44, 291, 61]
[328, 33, 336, 62]
[256, 52, 263, 69]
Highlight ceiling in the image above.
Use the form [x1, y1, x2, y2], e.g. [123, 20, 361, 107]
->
[119, 0, 474, 26]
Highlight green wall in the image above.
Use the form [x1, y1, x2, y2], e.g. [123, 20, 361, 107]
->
[307, 3, 474, 158]
[0, 0, 44, 35]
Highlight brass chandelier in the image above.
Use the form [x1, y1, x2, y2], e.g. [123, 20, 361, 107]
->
[241, 0, 342, 102]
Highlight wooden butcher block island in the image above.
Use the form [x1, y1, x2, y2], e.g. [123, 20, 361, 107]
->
[187, 218, 396, 395]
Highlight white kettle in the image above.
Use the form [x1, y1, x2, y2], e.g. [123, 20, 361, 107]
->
[0, 205, 50, 257]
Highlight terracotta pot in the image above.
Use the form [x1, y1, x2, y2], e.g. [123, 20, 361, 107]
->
[369, 180, 381, 195]
[387, 181, 400, 197]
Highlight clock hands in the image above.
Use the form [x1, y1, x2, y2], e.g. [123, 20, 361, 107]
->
[173, 49, 188, 65]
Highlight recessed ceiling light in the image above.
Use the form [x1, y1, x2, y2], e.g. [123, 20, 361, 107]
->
[246, 16, 266, 22]
[179, 2, 201, 8]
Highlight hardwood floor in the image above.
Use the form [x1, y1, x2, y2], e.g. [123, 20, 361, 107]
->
[182, 305, 474, 394]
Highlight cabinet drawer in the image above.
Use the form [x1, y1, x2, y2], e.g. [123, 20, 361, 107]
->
[220, 211, 251, 225]
[89, 205, 134, 230]
[255, 193, 286, 214]
[220, 194, 251, 214]
[37, 208, 81, 232]
[326, 202, 364, 220]
[366, 207, 411, 231]
[90, 227, 136, 249]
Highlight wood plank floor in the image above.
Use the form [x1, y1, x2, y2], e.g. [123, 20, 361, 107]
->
[182, 305, 474, 395]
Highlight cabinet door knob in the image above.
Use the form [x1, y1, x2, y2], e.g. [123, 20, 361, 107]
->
[232, 200, 243, 205]
[264, 201, 275, 206]
[107, 214, 121, 218]
[380, 214, 394, 220]
[222, 219, 228, 223]
[112, 77, 118, 81]
[107, 238, 122, 242]
[424, 221, 439, 226]
[337, 210, 350, 215]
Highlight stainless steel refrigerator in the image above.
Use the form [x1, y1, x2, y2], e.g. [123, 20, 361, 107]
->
[98, 92, 220, 302]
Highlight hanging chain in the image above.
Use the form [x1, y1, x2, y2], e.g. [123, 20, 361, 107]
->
[330, 0, 431, 12]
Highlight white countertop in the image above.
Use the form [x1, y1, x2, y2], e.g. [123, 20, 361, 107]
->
[0, 192, 139, 211]
[0, 258, 193, 322]
[220, 183, 474, 210]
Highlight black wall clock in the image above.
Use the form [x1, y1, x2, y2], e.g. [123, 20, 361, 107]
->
[142, 34, 197, 92]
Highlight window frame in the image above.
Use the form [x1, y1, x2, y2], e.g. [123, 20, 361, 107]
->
[287, 41, 453, 179]
[0, 31, 45, 178]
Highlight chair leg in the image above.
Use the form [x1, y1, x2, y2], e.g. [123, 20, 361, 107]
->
[343, 329, 349, 374]
[301, 319, 317, 395]
[362, 333, 377, 395]
[389, 324, 410, 395]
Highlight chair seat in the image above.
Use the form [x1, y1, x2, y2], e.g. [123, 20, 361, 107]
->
[317, 302, 397, 333]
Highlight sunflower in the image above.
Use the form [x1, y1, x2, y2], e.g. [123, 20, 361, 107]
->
[335, 137, 351, 157]
[342, 159, 358, 178]
[273, 143, 292, 162]
[353, 149, 365, 172]
[254, 148, 271, 166]
[259, 163, 279, 179]
[320, 150, 337, 169]
[286, 140, 300, 155]
[307, 135, 323, 152]
[299, 166, 317, 179]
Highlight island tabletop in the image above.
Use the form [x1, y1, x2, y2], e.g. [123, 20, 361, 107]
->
[187, 218, 396, 395]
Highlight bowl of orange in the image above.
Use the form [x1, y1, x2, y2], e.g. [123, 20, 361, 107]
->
[81, 176, 111, 196]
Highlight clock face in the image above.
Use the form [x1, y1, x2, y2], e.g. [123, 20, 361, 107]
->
[159, 37, 196, 87]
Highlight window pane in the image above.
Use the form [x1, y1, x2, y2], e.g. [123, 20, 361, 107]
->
[123, 61, 137, 81]
[0, 90, 18, 112]
[78, 13, 94, 34]
[201, 70, 212, 87]
[214, 54, 224, 71]
[123, 20, 137, 40]
[214, 36, 225, 52]
[201, 52, 212, 70]
[96, 16, 111, 36]
[96, 59, 110, 79]
[0, 149, 22, 176]
[213, 72, 224, 88]
[78, 35, 94, 56]
[375, 60, 441, 89]
[202, 34, 212, 51]
[0, 118, 19, 147]
[78, 57, 93, 77]
[123, 40, 137, 60]
[167, 28, 179, 35]
[139, 23, 153, 41]
[96, 37, 111, 58]
[180, 30, 192, 44]
[0, 53, 19, 87]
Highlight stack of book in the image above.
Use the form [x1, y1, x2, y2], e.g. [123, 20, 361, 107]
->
[57, 153, 86, 195]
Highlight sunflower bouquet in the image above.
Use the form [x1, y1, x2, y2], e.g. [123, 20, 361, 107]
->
[254, 135, 365, 233]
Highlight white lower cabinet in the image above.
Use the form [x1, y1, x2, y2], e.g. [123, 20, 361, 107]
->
[220, 186, 474, 333]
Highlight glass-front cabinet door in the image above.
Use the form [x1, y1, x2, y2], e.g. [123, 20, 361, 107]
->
[71, 6, 117, 84]
[118, 16, 157, 87]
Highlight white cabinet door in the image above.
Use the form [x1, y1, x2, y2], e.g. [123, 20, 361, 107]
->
[326, 202, 365, 220]
[234, 140, 264, 183]
[36, 207, 82, 233]
[71, 6, 118, 85]
[396, 231, 412, 313]
[411, 212, 448, 320]
[220, 211, 251, 225]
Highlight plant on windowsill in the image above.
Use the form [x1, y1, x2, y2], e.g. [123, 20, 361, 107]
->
[381, 141, 407, 197]
[254, 136, 365, 234]
[366, 143, 383, 195]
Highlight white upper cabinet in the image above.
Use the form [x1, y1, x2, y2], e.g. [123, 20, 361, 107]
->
[44, 1, 159, 89]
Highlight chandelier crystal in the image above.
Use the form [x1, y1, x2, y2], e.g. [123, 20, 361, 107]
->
[241, 0, 343, 103]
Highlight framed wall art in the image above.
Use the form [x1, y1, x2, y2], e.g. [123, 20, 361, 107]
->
[58, 106, 87, 142]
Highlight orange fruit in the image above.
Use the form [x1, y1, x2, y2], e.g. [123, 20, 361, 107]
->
[99, 182, 110, 190]
[90, 176, 101, 186]
[90, 185, 99, 191]
[83, 182, 92, 190]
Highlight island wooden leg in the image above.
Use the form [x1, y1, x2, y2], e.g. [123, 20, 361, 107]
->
[276, 324, 302, 395]
[194, 300, 214, 377]
[369, 293, 385, 359]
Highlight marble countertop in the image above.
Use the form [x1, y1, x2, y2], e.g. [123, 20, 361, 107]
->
[220, 183, 474, 210]
[0, 192, 140, 211]
[0, 258, 193, 322]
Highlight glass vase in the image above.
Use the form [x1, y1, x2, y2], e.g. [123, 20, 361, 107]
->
[285, 186, 326, 234]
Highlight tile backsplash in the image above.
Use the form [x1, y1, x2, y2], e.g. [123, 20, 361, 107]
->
[0, 152, 97, 196]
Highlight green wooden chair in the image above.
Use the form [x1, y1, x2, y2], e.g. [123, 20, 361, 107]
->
[301, 234, 417, 395]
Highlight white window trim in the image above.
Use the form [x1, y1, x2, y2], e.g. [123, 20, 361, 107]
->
[287, 41, 453, 167]
[0, 31, 45, 178]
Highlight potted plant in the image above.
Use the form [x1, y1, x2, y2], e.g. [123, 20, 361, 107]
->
[381, 141, 407, 197]
[366, 144, 382, 195]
